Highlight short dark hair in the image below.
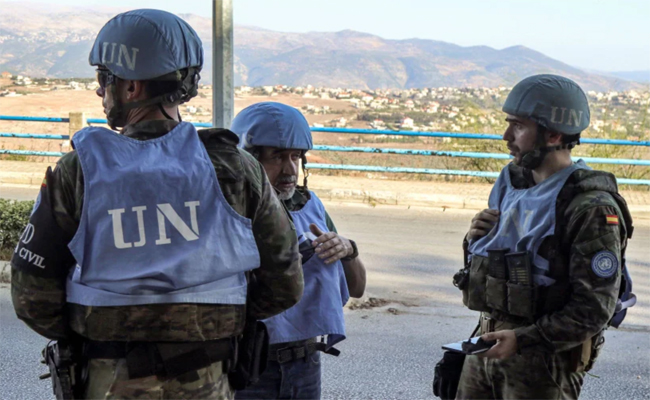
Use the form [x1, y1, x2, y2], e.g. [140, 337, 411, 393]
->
[144, 80, 180, 99]
[537, 124, 580, 146]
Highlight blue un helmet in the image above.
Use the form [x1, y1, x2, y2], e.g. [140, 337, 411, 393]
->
[502, 74, 590, 169]
[231, 102, 314, 193]
[89, 9, 204, 128]
[231, 102, 313, 152]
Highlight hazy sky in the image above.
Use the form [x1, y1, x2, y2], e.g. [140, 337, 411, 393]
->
[11, 0, 650, 72]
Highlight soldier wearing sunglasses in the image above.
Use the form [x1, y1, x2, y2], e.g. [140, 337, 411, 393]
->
[11, 9, 303, 399]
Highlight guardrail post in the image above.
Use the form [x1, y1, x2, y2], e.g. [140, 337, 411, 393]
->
[68, 112, 86, 147]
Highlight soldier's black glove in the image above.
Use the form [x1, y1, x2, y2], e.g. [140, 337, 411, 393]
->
[432, 351, 465, 399]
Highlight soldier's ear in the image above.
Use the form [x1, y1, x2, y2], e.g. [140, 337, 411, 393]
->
[546, 130, 563, 145]
[125, 80, 146, 101]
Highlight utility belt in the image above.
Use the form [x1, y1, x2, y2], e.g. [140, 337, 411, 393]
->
[268, 338, 340, 364]
[478, 313, 605, 373]
[84, 338, 232, 380]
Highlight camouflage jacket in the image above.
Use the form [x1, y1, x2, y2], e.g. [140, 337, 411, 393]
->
[11, 120, 303, 341]
[484, 164, 632, 354]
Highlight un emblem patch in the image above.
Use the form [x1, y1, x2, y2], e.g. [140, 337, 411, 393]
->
[591, 251, 618, 279]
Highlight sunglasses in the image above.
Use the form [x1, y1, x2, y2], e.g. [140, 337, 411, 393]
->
[96, 69, 116, 89]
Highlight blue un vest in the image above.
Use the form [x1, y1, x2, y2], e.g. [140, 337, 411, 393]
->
[263, 192, 349, 347]
[67, 123, 260, 306]
[468, 160, 590, 286]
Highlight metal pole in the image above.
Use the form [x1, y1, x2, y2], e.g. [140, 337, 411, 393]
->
[212, 0, 234, 128]
[68, 111, 86, 143]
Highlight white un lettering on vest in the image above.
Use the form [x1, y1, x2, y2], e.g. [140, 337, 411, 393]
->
[101, 42, 139, 71]
[493, 208, 534, 239]
[501, 208, 533, 237]
[550, 106, 583, 127]
[108, 201, 200, 249]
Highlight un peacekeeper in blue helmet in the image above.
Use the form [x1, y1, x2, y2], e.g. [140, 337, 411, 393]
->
[447, 74, 634, 399]
[501, 74, 590, 169]
[11, 10, 304, 400]
[231, 102, 367, 400]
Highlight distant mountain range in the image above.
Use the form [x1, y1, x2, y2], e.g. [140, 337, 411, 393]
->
[0, 2, 646, 91]
[592, 70, 650, 84]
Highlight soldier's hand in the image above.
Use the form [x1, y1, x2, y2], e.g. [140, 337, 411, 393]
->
[468, 209, 500, 241]
[478, 330, 517, 360]
[309, 223, 353, 265]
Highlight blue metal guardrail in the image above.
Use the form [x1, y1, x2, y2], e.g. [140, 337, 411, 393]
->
[1, 133, 70, 140]
[1, 115, 648, 185]
[312, 145, 650, 166]
[306, 164, 649, 186]
[2, 146, 648, 167]
[311, 127, 650, 147]
[1, 150, 65, 157]
[2, 116, 649, 146]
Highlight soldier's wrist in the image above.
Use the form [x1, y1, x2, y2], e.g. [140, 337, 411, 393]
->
[342, 239, 358, 261]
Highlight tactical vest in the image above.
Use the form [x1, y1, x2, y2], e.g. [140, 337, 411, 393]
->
[462, 161, 634, 325]
[263, 192, 349, 347]
[67, 122, 260, 306]
[469, 160, 589, 287]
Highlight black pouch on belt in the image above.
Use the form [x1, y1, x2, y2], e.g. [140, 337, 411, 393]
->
[505, 251, 536, 319]
[485, 249, 509, 312]
[228, 319, 269, 390]
[432, 351, 466, 400]
[432, 325, 478, 399]
[229, 271, 270, 390]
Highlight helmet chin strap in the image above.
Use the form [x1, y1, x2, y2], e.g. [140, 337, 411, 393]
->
[518, 126, 577, 170]
[105, 84, 125, 130]
[519, 146, 558, 169]
[301, 153, 311, 200]
[105, 68, 199, 129]
[157, 103, 180, 122]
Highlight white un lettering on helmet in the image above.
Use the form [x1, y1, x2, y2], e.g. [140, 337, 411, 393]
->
[550, 107, 584, 128]
[101, 43, 139, 71]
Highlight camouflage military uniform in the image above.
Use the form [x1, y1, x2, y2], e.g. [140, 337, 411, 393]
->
[456, 165, 631, 400]
[11, 120, 303, 399]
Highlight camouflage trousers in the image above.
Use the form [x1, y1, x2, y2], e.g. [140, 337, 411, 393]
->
[456, 350, 585, 400]
[82, 358, 233, 400]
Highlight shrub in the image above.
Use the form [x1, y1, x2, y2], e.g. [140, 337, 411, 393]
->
[0, 199, 34, 260]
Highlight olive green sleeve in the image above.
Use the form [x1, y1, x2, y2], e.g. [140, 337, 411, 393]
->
[516, 198, 623, 353]
[12, 268, 69, 340]
[11, 160, 78, 340]
[324, 210, 337, 234]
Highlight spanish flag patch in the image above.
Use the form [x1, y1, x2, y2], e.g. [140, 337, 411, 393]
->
[606, 215, 619, 225]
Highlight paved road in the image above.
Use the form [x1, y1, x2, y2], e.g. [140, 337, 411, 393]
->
[1, 195, 649, 399]
[0, 185, 42, 201]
